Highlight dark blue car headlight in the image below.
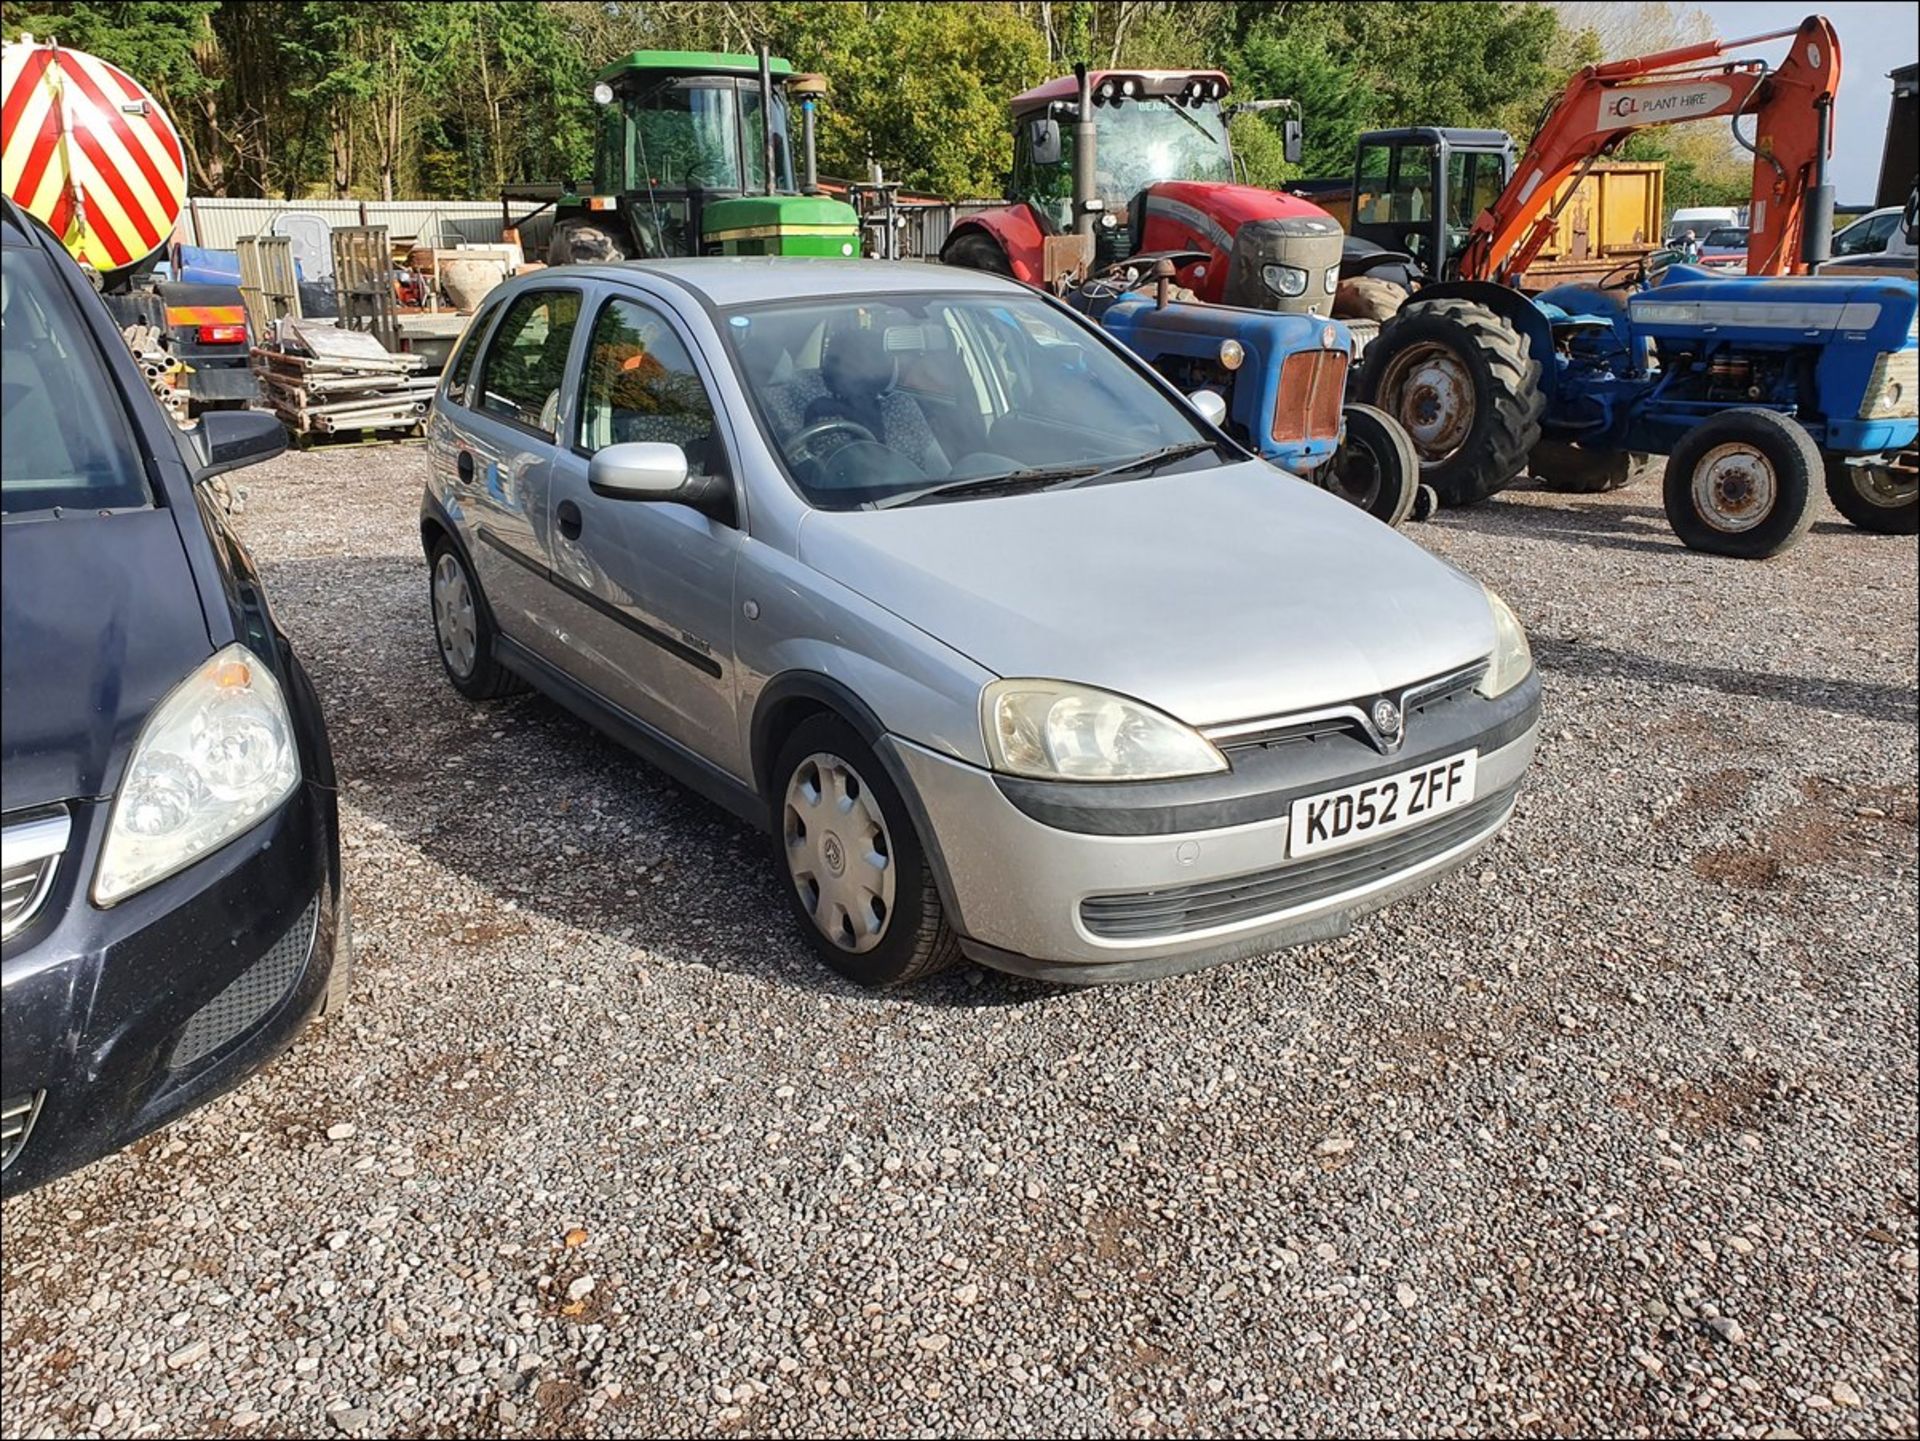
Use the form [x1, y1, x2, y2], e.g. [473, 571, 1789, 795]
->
[94, 644, 301, 905]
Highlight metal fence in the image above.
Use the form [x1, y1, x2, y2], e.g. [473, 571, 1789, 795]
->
[179, 194, 1009, 260]
[181, 197, 551, 253]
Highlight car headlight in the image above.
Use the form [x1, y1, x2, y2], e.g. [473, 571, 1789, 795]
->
[1477, 588, 1534, 698]
[94, 644, 301, 905]
[1261, 262, 1308, 298]
[982, 680, 1227, 781]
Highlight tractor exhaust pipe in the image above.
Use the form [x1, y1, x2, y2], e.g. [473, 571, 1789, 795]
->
[758, 45, 777, 196]
[802, 95, 818, 193]
[1801, 93, 1834, 268]
[1073, 63, 1097, 238]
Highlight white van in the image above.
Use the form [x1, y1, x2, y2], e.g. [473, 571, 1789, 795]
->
[1665, 206, 1742, 244]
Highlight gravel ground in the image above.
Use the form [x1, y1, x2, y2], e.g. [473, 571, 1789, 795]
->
[2, 444, 1915, 1440]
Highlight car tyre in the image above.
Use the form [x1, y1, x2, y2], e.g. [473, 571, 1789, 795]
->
[1663, 408, 1821, 558]
[429, 540, 525, 699]
[1823, 451, 1919, 535]
[771, 714, 959, 988]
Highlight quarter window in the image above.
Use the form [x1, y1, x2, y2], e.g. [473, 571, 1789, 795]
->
[477, 289, 581, 436]
[577, 297, 724, 479]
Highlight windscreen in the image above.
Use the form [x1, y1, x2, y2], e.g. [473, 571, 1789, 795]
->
[2, 247, 149, 515]
[723, 291, 1215, 511]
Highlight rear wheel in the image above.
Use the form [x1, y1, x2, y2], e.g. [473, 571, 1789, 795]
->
[943, 230, 1013, 276]
[429, 542, 524, 699]
[1324, 403, 1419, 527]
[1824, 452, 1919, 535]
[1529, 438, 1653, 494]
[771, 714, 958, 988]
[548, 219, 633, 266]
[1662, 409, 1821, 558]
[1356, 298, 1544, 508]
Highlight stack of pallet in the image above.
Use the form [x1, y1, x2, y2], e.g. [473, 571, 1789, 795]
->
[251, 319, 436, 437]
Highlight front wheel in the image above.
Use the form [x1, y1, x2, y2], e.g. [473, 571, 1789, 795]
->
[1324, 403, 1419, 527]
[548, 219, 633, 266]
[942, 230, 1013, 276]
[771, 714, 959, 988]
[1662, 409, 1821, 558]
[1824, 452, 1919, 535]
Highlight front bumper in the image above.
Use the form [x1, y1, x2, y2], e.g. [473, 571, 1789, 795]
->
[887, 675, 1540, 982]
[1, 779, 341, 1193]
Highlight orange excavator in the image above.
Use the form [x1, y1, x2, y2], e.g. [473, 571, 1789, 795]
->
[1324, 14, 1842, 296]
[1466, 14, 1841, 283]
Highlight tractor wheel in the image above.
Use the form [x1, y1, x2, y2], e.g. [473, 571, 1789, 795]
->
[548, 219, 633, 266]
[1355, 298, 1544, 508]
[1529, 438, 1654, 494]
[1823, 451, 1919, 535]
[943, 230, 1013, 276]
[1663, 408, 1821, 559]
[1333, 276, 1408, 323]
[1324, 403, 1420, 527]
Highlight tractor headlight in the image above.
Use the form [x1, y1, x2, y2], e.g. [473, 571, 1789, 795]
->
[1262, 263, 1308, 298]
[1217, 338, 1245, 370]
[1859, 349, 1917, 420]
[1324, 264, 1340, 295]
[1476, 589, 1534, 699]
[94, 645, 301, 905]
[982, 680, 1227, 782]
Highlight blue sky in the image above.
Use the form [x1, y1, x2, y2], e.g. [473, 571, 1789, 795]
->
[1693, 0, 1917, 203]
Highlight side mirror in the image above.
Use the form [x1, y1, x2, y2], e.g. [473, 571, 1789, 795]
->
[1282, 118, 1303, 167]
[1187, 389, 1228, 428]
[588, 441, 692, 499]
[191, 409, 286, 482]
[1028, 116, 1062, 168]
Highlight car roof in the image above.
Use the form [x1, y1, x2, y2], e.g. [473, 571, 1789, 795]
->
[1, 194, 46, 248]
[558, 257, 1030, 308]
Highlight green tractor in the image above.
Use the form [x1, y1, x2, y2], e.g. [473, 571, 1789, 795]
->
[509, 48, 861, 264]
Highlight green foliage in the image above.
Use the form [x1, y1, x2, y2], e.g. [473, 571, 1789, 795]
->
[3, 0, 1643, 203]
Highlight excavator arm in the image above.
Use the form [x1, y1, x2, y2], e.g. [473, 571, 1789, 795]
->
[1462, 14, 1840, 283]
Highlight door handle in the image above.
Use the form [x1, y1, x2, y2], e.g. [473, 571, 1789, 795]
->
[456, 450, 475, 484]
[557, 499, 583, 540]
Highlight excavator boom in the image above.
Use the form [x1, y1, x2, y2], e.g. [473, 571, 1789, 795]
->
[1465, 14, 1840, 283]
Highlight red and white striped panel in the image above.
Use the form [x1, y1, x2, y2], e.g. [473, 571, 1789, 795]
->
[2, 41, 187, 274]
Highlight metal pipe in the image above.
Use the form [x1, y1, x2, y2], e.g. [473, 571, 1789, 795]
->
[1072, 63, 1097, 238]
[758, 45, 777, 196]
[1802, 93, 1834, 267]
[802, 98, 818, 193]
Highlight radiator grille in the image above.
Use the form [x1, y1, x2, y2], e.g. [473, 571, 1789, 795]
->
[1273, 349, 1348, 445]
[2, 1092, 44, 1171]
[2, 809, 70, 941]
[1080, 784, 1518, 941]
[170, 896, 318, 1068]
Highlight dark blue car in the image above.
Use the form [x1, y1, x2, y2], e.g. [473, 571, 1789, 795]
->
[1, 197, 346, 1193]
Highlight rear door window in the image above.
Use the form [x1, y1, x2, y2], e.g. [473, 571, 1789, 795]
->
[476, 289, 582, 436]
[442, 298, 502, 406]
[2, 247, 150, 515]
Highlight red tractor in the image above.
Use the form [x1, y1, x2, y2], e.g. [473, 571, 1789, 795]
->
[942, 69, 1382, 317]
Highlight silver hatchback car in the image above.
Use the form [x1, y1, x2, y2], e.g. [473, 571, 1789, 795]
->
[421, 260, 1539, 986]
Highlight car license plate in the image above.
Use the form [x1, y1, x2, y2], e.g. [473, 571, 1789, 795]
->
[1288, 750, 1478, 859]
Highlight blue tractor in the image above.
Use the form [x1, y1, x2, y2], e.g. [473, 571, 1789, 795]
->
[1093, 276, 1421, 525]
[1357, 258, 1919, 555]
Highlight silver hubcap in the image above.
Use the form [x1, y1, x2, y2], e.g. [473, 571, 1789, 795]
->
[433, 553, 479, 677]
[1693, 442, 1776, 533]
[1382, 342, 1476, 460]
[783, 752, 894, 954]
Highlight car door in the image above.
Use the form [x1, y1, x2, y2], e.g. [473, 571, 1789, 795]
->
[544, 286, 747, 779]
[452, 286, 584, 666]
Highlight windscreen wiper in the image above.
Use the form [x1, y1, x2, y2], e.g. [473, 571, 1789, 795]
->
[871, 463, 1099, 509]
[1046, 441, 1218, 490]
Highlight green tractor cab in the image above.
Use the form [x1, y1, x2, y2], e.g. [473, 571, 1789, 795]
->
[519, 49, 859, 264]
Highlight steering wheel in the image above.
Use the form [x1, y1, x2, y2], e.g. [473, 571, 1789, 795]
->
[785, 417, 876, 466]
[1598, 257, 1649, 291]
